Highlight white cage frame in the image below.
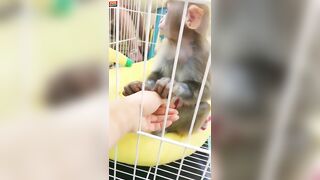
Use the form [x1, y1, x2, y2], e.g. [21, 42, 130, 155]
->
[108, 0, 212, 179]
[108, 0, 320, 179]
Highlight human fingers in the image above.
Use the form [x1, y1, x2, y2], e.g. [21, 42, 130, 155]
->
[149, 114, 179, 123]
[153, 107, 179, 115]
[148, 121, 173, 132]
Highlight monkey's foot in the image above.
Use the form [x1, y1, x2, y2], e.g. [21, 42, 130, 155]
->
[151, 131, 165, 137]
[201, 115, 211, 130]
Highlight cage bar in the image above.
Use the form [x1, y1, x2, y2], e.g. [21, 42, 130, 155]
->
[176, 53, 211, 179]
[109, 0, 212, 179]
[132, 0, 154, 178]
[112, 0, 123, 178]
[152, 1, 190, 178]
[259, 0, 320, 180]
[109, 140, 211, 179]
[137, 131, 211, 154]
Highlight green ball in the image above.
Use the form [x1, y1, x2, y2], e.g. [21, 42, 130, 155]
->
[125, 58, 134, 67]
[52, 0, 73, 15]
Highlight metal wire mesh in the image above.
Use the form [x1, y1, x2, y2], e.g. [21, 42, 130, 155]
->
[109, 0, 166, 62]
[108, 0, 212, 179]
[109, 141, 211, 180]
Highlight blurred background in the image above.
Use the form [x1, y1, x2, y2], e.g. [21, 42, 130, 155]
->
[0, 0, 108, 179]
[0, 0, 107, 114]
[1, 0, 320, 179]
[212, 0, 320, 179]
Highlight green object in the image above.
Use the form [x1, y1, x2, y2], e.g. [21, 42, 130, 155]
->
[52, 0, 73, 15]
[125, 58, 134, 67]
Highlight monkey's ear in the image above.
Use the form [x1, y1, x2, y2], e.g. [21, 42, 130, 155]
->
[186, 5, 204, 30]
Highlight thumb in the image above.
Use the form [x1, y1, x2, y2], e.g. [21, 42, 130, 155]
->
[142, 91, 162, 115]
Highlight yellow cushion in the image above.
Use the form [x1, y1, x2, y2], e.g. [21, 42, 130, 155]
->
[108, 59, 211, 166]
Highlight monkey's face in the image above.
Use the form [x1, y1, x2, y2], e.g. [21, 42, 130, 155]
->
[159, 1, 207, 41]
[159, 1, 183, 40]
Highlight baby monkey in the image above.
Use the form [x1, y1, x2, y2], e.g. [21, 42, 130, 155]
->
[123, 0, 211, 135]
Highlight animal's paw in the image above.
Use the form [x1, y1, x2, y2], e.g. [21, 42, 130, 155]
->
[122, 81, 143, 96]
[153, 77, 172, 98]
[172, 82, 188, 97]
[201, 116, 211, 130]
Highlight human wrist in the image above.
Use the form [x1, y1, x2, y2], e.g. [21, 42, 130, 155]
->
[123, 96, 141, 132]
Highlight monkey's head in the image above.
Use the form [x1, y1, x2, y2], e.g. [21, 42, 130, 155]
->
[159, 0, 210, 41]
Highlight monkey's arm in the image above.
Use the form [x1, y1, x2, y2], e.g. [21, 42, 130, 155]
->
[123, 71, 163, 96]
[174, 80, 210, 105]
[146, 71, 163, 90]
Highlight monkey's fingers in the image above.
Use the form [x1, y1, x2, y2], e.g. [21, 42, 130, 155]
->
[153, 78, 171, 98]
[123, 86, 133, 96]
[130, 82, 142, 92]
[153, 83, 165, 97]
[122, 81, 143, 96]
[161, 83, 171, 99]
[172, 96, 183, 108]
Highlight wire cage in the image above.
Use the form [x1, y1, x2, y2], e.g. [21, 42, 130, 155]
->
[109, 141, 211, 180]
[109, 0, 167, 63]
[108, 0, 212, 179]
[107, 0, 320, 179]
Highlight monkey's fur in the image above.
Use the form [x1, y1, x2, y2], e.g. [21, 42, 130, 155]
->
[212, 0, 320, 179]
[123, 1, 211, 135]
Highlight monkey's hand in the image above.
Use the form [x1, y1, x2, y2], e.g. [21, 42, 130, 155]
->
[123, 81, 143, 96]
[172, 82, 194, 108]
[153, 78, 193, 108]
[153, 77, 171, 98]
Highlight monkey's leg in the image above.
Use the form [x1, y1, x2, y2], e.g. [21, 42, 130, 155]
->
[151, 130, 164, 136]
[166, 102, 210, 135]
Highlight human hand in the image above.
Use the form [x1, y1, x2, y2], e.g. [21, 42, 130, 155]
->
[126, 91, 179, 132]
[141, 103, 179, 132]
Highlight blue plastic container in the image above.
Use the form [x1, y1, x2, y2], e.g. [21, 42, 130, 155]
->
[147, 7, 167, 59]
